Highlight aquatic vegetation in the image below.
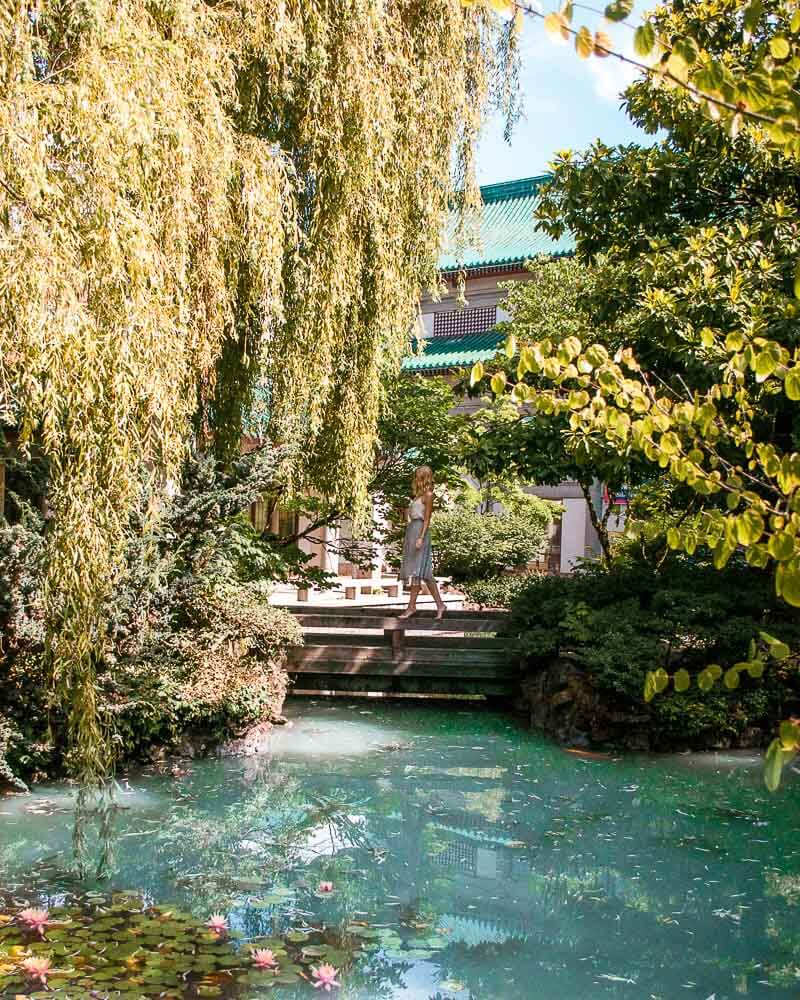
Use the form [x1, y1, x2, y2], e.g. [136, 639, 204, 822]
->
[251, 947, 279, 971]
[21, 954, 51, 984]
[18, 907, 50, 937]
[311, 963, 341, 991]
[0, 891, 376, 997]
[206, 914, 229, 936]
[317, 882, 334, 894]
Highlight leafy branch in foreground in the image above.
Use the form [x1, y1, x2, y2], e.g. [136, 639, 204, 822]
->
[645, 633, 797, 789]
[465, 0, 800, 157]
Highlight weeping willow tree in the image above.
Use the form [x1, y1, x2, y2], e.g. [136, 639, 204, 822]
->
[0, 0, 516, 786]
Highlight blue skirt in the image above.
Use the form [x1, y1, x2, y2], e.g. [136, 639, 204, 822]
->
[401, 518, 434, 584]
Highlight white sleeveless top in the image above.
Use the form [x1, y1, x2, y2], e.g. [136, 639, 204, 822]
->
[408, 497, 425, 521]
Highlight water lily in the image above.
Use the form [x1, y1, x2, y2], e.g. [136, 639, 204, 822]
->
[312, 963, 341, 991]
[18, 907, 50, 937]
[206, 913, 228, 935]
[317, 881, 334, 894]
[21, 955, 52, 984]
[252, 948, 279, 971]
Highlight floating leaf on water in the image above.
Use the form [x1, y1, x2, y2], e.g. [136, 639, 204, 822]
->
[286, 931, 309, 943]
[346, 926, 380, 939]
[301, 945, 329, 957]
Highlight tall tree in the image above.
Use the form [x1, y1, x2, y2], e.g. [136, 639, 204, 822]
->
[0, 0, 516, 784]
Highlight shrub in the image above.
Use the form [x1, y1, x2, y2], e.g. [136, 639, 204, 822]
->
[99, 584, 300, 764]
[506, 545, 800, 748]
[431, 488, 555, 581]
[459, 574, 536, 609]
[0, 451, 304, 784]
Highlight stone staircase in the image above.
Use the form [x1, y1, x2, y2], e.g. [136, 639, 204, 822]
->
[287, 605, 516, 698]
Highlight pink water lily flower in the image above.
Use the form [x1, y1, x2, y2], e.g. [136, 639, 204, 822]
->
[206, 913, 228, 935]
[252, 948, 279, 971]
[317, 881, 334, 894]
[312, 963, 341, 991]
[18, 907, 50, 937]
[21, 955, 52, 984]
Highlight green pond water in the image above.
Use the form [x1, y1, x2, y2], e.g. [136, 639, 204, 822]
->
[2, 699, 800, 999]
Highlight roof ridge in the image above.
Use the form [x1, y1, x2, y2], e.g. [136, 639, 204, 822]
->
[479, 175, 550, 204]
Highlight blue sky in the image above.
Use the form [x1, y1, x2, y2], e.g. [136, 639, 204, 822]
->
[478, 14, 655, 183]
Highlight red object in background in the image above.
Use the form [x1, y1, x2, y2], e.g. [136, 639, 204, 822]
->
[603, 485, 631, 506]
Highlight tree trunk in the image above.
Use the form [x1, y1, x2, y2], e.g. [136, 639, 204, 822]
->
[578, 479, 612, 565]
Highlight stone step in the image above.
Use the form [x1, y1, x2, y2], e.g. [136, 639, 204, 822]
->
[293, 614, 505, 633]
[291, 675, 515, 697]
[288, 657, 518, 679]
[299, 630, 510, 649]
[288, 645, 513, 672]
[292, 605, 495, 618]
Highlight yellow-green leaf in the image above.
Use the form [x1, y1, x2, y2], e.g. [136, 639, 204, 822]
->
[604, 0, 633, 22]
[779, 720, 800, 749]
[735, 510, 765, 546]
[723, 667, 740, 689]
[544, 11, 565, 36]
[470, 361, 484, 386]
[653, 667, 669, 694]
[765, 737, 783, 791]
[505, 333, 517, 359]
[673, 668, 691, 693]
[785, 368, 800, 400]
[697, 667, 718, 692]
[633, 22, 655, 58]
[776, 560, 800, 607]
[575, 25, 594, 59]
[768, 530, 795, 562]
[490, 372, 507, 395]
[770, 35, 791, 59]
[594, 30, 613, 57]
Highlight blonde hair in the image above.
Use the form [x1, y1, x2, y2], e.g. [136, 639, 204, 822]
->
[413, 465, 434, 497]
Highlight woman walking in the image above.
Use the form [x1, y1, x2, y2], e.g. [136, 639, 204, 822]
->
[399, 466, 446, 620]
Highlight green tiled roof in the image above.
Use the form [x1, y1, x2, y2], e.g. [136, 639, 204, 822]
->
[402, 331, 504, 372]
[438, 175, 574, 271]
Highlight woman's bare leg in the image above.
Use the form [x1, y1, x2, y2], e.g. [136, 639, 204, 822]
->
[425, 579, 447, 618]
[399, 582, 420, 618]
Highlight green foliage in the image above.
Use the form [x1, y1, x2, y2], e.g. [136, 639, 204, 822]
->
[374, 375, 466, 514]
[459, 573, 536, 609]
[0, 0, 517, 785]
[463, 257, 654, 560]
[0, 450, 302, 785]
[431, 484, 555, 581]
[506, 546, 800, 749]
[483, 0, 800, 610]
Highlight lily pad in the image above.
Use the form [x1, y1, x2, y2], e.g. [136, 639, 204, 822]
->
[286, 930, 309, 943]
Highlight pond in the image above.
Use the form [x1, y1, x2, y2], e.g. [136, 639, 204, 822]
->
[1, 700, 800, 999]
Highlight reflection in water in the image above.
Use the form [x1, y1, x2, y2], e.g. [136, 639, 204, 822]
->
[1, 700, 800, 998]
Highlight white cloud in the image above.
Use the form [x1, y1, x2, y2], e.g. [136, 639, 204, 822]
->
[586, 32, 642, 103]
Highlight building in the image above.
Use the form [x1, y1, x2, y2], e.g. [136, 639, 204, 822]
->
[405, 174, 603, 575]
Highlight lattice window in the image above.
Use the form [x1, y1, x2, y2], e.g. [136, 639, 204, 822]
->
[431, 840, 477, 874]
[250, 498, 271, 532]
[432, 305, 497, 337]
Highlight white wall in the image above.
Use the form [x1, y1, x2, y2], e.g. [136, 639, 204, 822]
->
[560, 498, 590, 573]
